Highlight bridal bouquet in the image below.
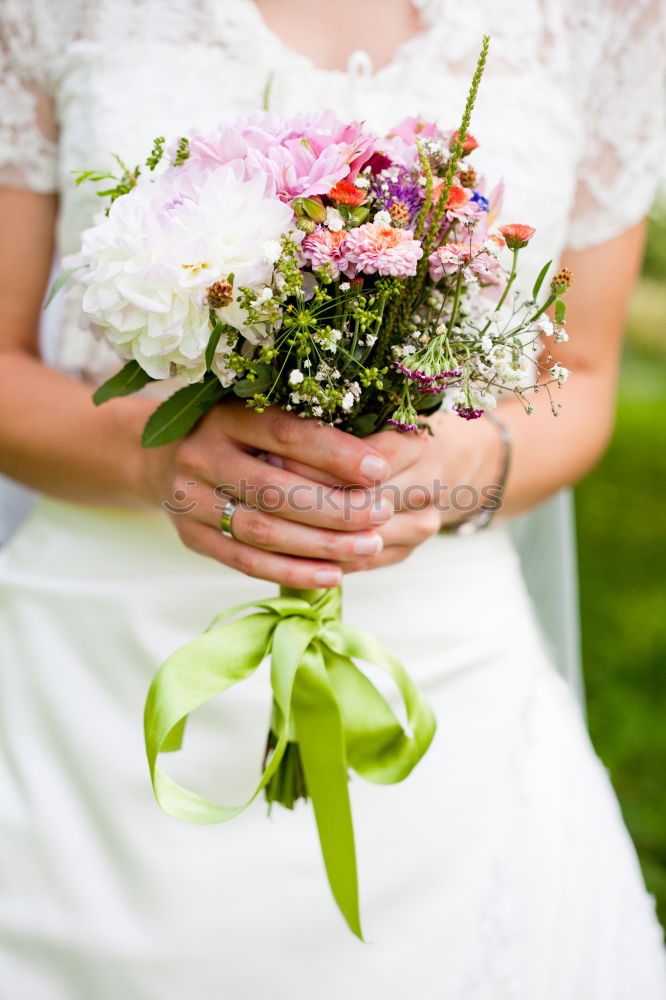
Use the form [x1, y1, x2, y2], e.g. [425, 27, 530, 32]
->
[55, 37, 571, 936]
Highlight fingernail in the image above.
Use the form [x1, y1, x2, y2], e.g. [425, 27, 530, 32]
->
[370, 498, 393, 524]
[360, 454, 390, 482]
[354, 534, 384, 556]
[314, 569, 342, 587]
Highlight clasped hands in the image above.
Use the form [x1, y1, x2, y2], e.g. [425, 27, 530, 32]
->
[147, 401, 500, 588]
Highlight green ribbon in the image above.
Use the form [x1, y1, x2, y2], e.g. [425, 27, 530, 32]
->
[144, 585, 437, 939]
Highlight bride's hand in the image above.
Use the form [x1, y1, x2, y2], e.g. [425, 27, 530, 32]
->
[273, 409, 502, 574]
[141, 401, 394, 588]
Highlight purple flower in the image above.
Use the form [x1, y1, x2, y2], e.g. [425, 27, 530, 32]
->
[394, 362, 461, 386]
[453, 404, 485, 420]
[387, 417, 420, 432]
[417, 384, 446, 395]
[372, 173, 424, 227]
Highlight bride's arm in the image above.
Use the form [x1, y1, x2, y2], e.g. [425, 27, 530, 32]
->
[0, 190, 157, 507]
[0, 188, 395, 588]
[485, 220, 647, 517]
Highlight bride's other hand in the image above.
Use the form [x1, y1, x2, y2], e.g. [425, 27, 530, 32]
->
[274, 409, 502, 574]
[141, 401, 394, 589]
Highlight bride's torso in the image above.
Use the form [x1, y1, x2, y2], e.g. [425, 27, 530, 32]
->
[2, 0, 661, 379]
[17, 0, 609, 378]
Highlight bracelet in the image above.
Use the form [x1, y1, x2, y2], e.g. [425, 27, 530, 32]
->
[440, 411, 512, 536]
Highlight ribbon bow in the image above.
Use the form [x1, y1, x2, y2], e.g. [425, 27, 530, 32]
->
[144, 585, 436, 938]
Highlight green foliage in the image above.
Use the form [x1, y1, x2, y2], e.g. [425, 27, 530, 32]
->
[173, 137, 190, 166]
[642, 216, 666, 279]
[73, 170, 116, 188]
[72, 153, 140, 212]
[232, 364, 274, 398]
[146, 136, 166, 171]
[576, 239, 666, 926]
[44, 265, 83, 308]
[141, 375, 226, 447]
[92, 360, 155, 404]
[532, 260, 551, 300]
[204, 319, 224, 371]
[554, 298, 566, 324]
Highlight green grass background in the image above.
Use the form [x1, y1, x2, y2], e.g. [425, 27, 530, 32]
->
[575, 215, 666, 926]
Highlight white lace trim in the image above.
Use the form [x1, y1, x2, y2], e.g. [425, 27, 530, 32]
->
[0, 0, 58, 192]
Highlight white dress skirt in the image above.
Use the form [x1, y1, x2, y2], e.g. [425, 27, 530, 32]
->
[0, 497, 664, 998]
[1, 0, 665, 995]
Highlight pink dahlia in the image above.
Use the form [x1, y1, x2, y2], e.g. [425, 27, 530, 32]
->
[302, 229, 350, 279]
[345, 223, 423, 278]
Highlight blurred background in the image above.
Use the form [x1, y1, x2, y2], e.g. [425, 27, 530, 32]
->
[576, 209, 666, 926]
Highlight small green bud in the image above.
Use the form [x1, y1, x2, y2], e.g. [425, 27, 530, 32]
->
[292, 196, 327, 224]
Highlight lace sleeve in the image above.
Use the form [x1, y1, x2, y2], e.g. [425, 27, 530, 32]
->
[565, 0, 666, 251]
[0, 0, 58, 192]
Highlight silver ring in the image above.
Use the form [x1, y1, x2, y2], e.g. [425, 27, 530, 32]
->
[219, 496, 238, 539]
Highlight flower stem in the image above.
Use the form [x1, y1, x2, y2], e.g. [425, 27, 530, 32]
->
[480, 246, 519, 335]
[446, 270, 464, 336]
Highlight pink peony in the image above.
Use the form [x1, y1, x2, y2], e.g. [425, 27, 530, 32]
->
[242, 121, 376, 201]
[178, 111, 379, 203]
[378, 117, 441, 169]
[345, 223, 423, 278]
[302, 229, 350, 279]
[429, 243, 501, 283]
[184, 126, 249, 172]
[245, 140, 354, 201]
[388, 117, 440, 144]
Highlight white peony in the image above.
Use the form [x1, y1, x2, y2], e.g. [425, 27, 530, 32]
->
[66, 162, 298, 382]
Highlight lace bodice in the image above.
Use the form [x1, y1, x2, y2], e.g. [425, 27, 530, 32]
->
[1, 0, 664, 378]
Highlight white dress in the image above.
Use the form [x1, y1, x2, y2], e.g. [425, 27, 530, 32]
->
[0, 1, 665, 996]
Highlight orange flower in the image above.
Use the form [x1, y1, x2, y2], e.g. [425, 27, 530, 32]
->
[499, 224, 536, 249]
[446, 185, 471, 211]
[430, 182, 471, 210]
[327, 179, 366, 207]
[450, 130, 479, 155]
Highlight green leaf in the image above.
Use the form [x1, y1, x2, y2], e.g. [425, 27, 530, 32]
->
[348, 206, 370, 226]
[205, 320, 224, 370]
[92, 361, 155, 405]
[72, 170, 117, 187]
[348, 412, 379, 437]
[141, 375, 226, 448]
[44, 266, 84, 308]
[555, 298, 567, 325]
[232, 364, 275, 399]
[532, 260, 552, 301]
[415, 395, 444, 416]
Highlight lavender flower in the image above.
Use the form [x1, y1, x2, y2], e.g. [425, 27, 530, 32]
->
[372, 171, 424, 227]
